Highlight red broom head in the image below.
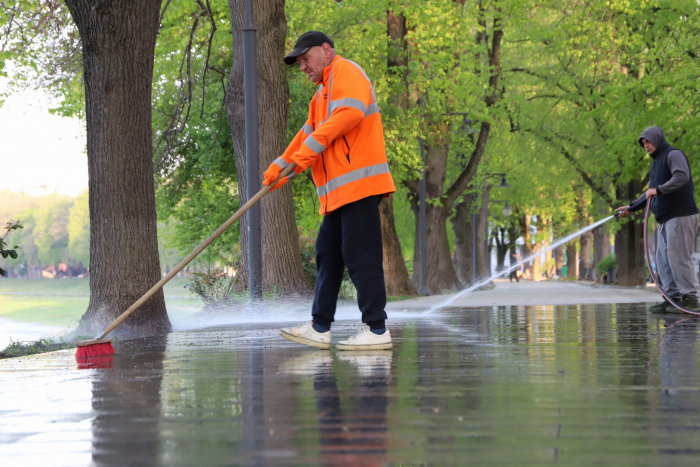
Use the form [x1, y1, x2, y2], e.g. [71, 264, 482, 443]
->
[76, 355, 114, 369]
[75, 340, 115, 358]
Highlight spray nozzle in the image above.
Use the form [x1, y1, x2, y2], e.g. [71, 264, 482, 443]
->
[614, 210, 626, 218]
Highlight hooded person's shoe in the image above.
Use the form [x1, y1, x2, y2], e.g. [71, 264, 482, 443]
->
[336, 325, 392, 351]
[649, 297, 676, 313]
[280, 321, 331, 349]
[668, 295, 700, 313]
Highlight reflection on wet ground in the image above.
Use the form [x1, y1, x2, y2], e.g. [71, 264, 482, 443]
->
[2, 304, 700, 466]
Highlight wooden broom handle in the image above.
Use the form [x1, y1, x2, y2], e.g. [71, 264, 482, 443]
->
[96, 163, 297, 340]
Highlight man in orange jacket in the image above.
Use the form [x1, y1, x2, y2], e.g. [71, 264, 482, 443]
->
[263, 31, 396, 350]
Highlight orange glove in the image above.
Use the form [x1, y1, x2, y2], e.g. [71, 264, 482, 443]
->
[263, 158, 300, 192]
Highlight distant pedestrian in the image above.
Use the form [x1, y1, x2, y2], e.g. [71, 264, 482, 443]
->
[616, 126, 700, 313]
[509, 252, 520, 282]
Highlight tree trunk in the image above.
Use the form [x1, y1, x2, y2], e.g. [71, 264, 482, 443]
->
[66, 0, 171, 338]
[382, 9, 416, 297]
[494, 227, 508, 272]
[615, 181, 646, 286]
[518, 211, 533, 278]
[408, 140, 461, 292]
[554, 247, 565, 276]
[379, 197, 417, 297]
[225, 0, 309, 295]
[566, 242, 578, 279]
[476, 187, 490, 278]
[579, 229, 593, 280]
[452, 194, 475, 285]
[427, 203, 461, 292]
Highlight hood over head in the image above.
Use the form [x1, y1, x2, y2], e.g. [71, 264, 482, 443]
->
[638, 126, 668, 151]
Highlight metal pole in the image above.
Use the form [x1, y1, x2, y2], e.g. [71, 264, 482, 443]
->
[418, 138, 430, 296]
[243, 0, 262, 301]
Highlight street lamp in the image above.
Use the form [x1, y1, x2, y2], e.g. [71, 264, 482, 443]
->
[243, 0, 262, 302]
[473, 173, 511, 282]
[417, 137, 430, 296]
[492, 199, 512, 217]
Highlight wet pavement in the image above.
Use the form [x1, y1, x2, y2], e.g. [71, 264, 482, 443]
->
[2, 303, 700, 466]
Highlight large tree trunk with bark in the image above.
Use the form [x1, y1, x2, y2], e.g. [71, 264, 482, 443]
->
[476, 188, 490, 278]
[579, 229, 594, 280]
[225, 0, 310, 295]
[615, 181, 647, 286]
[452, 194, 475, 285]
[380, 197, 417, 297]
[380, 9, 417, 297]
[67, 0, 171, 338]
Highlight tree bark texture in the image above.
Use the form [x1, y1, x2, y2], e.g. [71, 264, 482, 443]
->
[225, 0, 310, 295]
[421, 140, 462, 291]
[476, 188, 490, 278]
[579, 229, 594, 280]
[493, 227, 508, 272]
[381, 9, 417, 297]
[379, 197, 417, 297]
[566, 242, 578, 279]
[66, 0, 171, 338]
[615, 181, 646, 286]
[452, 194, 475, 285]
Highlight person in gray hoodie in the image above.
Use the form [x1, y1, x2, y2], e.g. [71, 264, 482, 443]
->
[616, 126, 700, 313]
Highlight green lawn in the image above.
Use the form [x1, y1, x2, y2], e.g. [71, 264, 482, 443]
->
[0, 277, 197, 327]
[0, 277, 192, 296]
[0, 295, 89, 327]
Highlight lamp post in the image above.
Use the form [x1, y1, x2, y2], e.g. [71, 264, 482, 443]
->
[243, 0, 262, 301]
[473, 173, 511, 282]
[417, 138, 430, 296]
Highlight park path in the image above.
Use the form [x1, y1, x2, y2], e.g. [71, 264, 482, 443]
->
[387, 278, 661, 310]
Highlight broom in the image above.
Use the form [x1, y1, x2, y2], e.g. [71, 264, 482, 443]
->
[76, 163, 297, 358]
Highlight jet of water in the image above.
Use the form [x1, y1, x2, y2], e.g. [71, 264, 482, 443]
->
[422, 215, 615, 315]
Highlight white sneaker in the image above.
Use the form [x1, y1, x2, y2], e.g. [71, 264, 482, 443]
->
[280, 321, 331, 350]
[337, 351, 392, 377]
[279, 352, 333, 375]
[336, 325, 392, 351]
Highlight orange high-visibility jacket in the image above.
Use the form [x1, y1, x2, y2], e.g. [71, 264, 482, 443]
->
[274, 55, 396, 214]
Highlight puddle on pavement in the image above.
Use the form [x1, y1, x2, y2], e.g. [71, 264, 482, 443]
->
[2, 303, 700, 466]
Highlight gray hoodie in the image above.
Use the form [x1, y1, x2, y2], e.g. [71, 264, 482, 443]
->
[631, 127, 690, 206]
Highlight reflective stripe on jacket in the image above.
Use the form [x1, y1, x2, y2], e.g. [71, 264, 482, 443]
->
[274, 55, 396, 214]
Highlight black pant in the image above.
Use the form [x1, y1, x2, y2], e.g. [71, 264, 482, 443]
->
[312, 195, 387, 328]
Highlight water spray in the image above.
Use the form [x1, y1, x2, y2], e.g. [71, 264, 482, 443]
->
[423, 215, 617, 315]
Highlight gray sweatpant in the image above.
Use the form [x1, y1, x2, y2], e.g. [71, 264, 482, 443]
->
[656, 214, 700, 300]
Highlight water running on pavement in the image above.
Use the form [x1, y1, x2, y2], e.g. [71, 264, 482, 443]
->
[423, 215, 615, 315]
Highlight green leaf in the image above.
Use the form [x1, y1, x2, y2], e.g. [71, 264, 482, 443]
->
[0, 268, 5, 277]
[9, 250, 18, 259]
[1, 251, 7, 259]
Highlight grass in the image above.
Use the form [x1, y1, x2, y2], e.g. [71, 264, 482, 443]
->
[0, 337, 75, 359]
[0, 277, 196, 328]
[0, 277, 193, 296]
[0, 295, 89, 327]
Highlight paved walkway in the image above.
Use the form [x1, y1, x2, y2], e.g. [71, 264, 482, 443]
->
[387, 278, 661, 310]
[2, 301, 699, 466]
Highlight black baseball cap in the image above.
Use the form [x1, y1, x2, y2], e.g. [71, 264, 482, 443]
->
[284, 31, 334, 65]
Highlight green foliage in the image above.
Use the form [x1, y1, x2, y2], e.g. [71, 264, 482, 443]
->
[596, 253, 617, 277]
[0, 220, 23, 276]
[4, 0, 700, 288]
[0, 336, 74, 359]
[185, 267, 239, 306]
